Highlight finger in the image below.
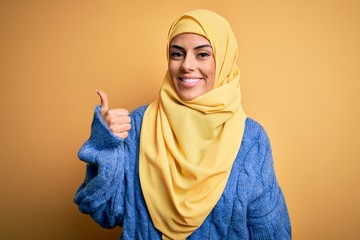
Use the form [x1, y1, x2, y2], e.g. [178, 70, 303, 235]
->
[110, 123, 131, 133]
[107, 109, 130, 118]
[117, 132, 129, 139]
[108, 115, 131, 125]
[96, 89, 109, 113]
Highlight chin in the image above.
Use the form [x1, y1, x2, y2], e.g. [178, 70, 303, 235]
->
[177, 92, 199, 101]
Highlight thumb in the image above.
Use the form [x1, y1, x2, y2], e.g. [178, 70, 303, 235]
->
[96, 89, 109, 113]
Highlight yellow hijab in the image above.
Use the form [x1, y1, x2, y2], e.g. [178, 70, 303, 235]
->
[139, 9, 247, 239]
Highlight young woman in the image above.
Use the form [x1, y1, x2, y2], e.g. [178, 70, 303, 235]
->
[74, 9, 291, 240]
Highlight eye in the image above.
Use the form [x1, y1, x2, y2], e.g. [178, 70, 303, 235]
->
[170, 51, 184, 59]
[197, 52, 211, 58]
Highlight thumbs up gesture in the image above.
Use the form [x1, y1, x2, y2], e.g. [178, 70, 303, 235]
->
[96, 89, 131, 139]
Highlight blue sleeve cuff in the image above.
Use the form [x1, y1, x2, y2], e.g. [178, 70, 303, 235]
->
[91, 105, 124, 147]
[78, 106, 124, 164]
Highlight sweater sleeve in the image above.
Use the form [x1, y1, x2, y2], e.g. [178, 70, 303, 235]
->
[73, 106, 128, 229]
[247, 127, 291, 240]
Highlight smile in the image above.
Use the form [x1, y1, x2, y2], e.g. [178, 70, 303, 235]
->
[178, 78, 203, 88]
[179, 78, 202, 83]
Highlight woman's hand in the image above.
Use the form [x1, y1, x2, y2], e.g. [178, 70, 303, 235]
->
[96, 89, 131, 139]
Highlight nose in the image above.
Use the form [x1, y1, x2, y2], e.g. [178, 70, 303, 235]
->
[181, 54, 196, 72]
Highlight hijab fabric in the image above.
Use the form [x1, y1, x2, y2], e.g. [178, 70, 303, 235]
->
[139, 9, 247, 239]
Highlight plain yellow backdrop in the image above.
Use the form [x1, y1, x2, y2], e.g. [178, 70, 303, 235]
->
[0, 0, 359, 239]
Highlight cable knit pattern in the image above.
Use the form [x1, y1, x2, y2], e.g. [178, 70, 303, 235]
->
[74, 105, 291, 239]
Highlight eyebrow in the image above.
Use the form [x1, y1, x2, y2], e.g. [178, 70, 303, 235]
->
[170, 44, 212, 50]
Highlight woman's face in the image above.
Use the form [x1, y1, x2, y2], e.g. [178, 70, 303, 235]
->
[168, 33, 216, 101]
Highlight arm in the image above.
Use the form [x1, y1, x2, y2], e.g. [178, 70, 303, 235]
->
[74, 90, 132, 228]
[74, 106, 127, 228]
[247, 127, 291, 240]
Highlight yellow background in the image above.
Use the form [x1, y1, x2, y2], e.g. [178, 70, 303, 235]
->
[1, 0, 359, 239]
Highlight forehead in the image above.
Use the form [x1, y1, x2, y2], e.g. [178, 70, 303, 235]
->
[170, 33, 211, 47]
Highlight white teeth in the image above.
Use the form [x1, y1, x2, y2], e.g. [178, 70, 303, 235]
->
[181, 78, 201, 83]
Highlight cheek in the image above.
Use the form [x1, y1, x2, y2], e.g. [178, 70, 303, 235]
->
[168, 61, 179, 77]
[207, 62, 216, 87]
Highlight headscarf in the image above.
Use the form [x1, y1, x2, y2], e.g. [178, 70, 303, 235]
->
[139, 9, 247, 239]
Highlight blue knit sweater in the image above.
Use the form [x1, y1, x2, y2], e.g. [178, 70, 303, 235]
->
[74, 105, 291, 239]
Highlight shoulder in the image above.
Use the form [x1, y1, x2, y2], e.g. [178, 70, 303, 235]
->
[131, 105, 148, 116]
[238, 117, 273, 173]
[243, 117, 271, 145]
[130, 105, 148, 122]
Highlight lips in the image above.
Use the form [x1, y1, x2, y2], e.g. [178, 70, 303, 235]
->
[178, 77, 202, 88]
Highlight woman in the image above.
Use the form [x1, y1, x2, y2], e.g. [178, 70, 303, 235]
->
[74, 9, 291, 239]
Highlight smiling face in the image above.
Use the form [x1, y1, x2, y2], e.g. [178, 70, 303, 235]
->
[168, 33, 216, 101]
